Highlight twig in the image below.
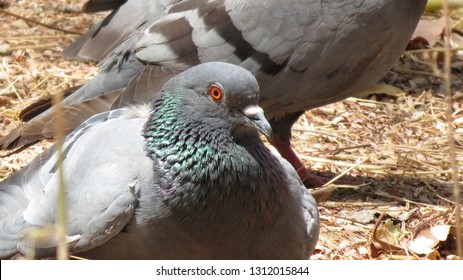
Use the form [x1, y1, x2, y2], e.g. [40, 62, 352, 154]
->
[0, 77, 19, 96]
[51, 86, 68, 260]
[373, 190, 438, 207]
[372, 212, 385, 242]
[9, 44, 62, 50]
[321, 214, 373, 229]
[442, 0, 462, 259]
[322, 157, 370, 187]
[0, 8, 83, 35]
[406, 46, 463, 54]
[26, 76, 50, 99]
[333, 144, 372, 153]
[70, 255, 89, 260]
[0, 63, 24, 105]
[346, 97, 403, 106]
[292, 127, 360, 145]
[299, 154, 375, 168]
[4, 35, 78, 40]
[321, 201, 399, 208]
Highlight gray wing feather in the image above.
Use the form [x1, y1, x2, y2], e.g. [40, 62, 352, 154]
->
[63, 0, 182, 61]
[225, 0, 307, 65]
[0, 106, 152, 258]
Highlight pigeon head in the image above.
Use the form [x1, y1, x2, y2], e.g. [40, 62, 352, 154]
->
[154, 62, 272, 139]
[143, 62, 276, 182]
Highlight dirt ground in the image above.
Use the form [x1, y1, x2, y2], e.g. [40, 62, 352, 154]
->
[0, 0, 462, 260]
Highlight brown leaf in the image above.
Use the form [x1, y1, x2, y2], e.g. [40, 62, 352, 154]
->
[409, 225, 451, 255]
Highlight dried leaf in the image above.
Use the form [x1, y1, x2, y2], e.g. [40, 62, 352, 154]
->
[432, 225, 452, 241]
[409, 235, 439, 255]
[409, 225, 451, 255]
[376, 221, 406, 246]
[339, 209, 378, 223]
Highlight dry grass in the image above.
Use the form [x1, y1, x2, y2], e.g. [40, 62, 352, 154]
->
[0, 0, 462, 260]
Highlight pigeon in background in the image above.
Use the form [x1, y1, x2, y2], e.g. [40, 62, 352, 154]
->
[0, 0, 428, 188]
[0, 62, 320, 259]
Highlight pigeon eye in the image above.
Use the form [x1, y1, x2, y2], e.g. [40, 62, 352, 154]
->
[209, 86, 223, 101]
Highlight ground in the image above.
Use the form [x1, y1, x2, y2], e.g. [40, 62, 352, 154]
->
[0, 0, 462, 260]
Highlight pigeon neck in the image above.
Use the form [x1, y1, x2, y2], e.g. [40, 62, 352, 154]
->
[143, 94, 288, 229]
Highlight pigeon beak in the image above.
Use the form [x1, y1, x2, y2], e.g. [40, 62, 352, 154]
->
[243, 105, 273, 139]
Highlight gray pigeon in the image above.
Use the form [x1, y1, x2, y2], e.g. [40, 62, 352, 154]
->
[0, 0, 427, 188]
[0, 62, 320, 259]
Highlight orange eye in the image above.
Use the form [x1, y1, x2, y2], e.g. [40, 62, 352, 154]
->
[209, 86, 223, 101]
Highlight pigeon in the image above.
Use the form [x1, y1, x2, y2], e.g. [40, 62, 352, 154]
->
[0, 62, 320, 259]
[0, 0, 427, 188]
